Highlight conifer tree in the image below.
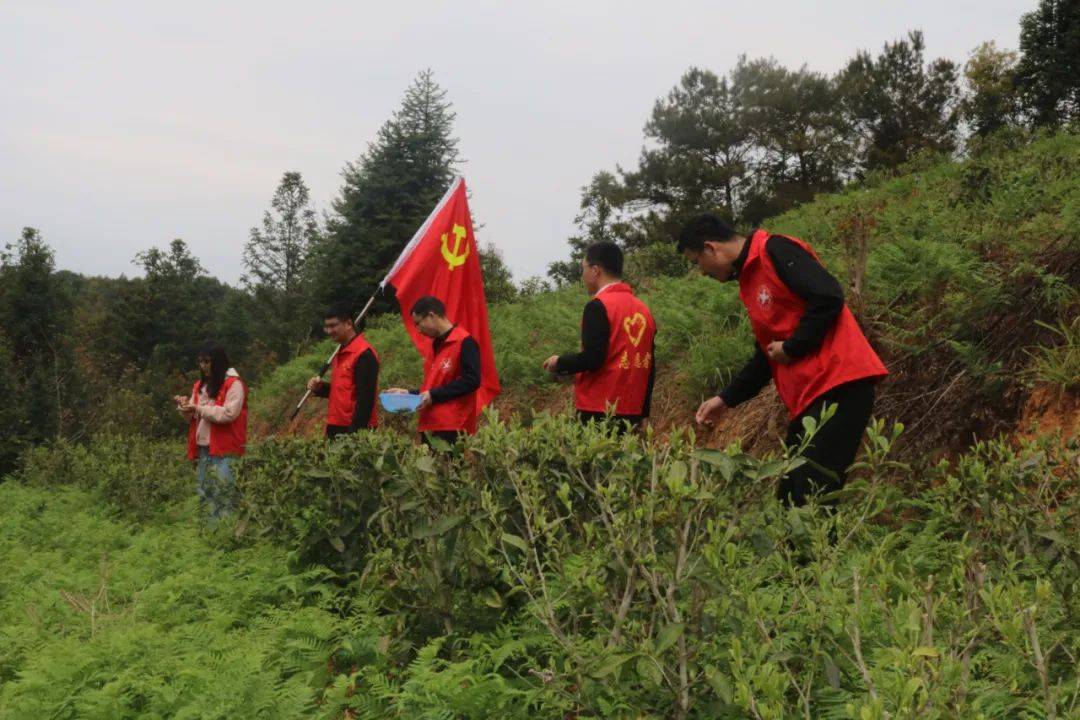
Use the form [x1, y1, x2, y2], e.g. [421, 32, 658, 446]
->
[316, 70, 462, 310]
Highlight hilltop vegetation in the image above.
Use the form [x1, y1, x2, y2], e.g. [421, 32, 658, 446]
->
[258, 130, 1080, 453]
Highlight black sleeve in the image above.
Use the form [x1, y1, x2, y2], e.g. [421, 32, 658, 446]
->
[349, 349, 378, 431]
[554, 300, 609, 374]
[765, 236, 844, 358]
[312, 380, 330, 398]
[719, 345, 772, 408]
[429, 338, 481, 403]
[640, 351, 657, 418]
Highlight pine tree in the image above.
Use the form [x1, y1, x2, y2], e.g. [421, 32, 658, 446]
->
[130, 239, 210, 366]
[622, 68, 752, 222]
[837, 31, 961, 173]
[243, 171, 320, 357]
[732, 57, 850, 222]
[477, 243, 516, 304]
[548, 171, 624, 285]
[316, 69, 462, 311]
[1017, 0, 1080, 127]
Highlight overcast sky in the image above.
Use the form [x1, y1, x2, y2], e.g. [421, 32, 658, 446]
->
[1, 0, 1033, 285]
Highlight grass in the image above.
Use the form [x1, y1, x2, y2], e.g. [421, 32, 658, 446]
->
[0, 482, 345, 719]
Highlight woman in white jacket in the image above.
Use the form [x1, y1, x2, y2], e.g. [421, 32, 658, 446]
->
[176, 343, 248, 521]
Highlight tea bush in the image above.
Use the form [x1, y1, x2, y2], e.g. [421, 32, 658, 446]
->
[6, 418, 1079, 717]
[241, 416, 1080, 718]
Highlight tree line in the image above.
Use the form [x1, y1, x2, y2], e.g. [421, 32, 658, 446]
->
[548, 0, 1080, 282]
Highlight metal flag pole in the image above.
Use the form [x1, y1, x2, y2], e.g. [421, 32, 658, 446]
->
[287, 291, 380, 422]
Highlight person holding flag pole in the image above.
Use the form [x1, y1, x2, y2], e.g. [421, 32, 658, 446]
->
[287, 176, 499, 441]
[304, 301, 380, 439]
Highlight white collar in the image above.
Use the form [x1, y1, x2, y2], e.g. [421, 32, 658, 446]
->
[593, 282, 619, 298]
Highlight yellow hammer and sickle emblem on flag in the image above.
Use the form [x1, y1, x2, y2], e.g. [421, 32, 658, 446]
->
[440, 223, 469, 271]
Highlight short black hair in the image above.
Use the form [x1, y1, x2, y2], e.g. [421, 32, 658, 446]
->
[584, 241, 623, 277]
[677, 214, 738, 253]
[411, 296, 446, 318]
[324, 301, 355, 323]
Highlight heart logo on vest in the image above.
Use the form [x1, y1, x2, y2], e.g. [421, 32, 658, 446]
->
[623, 312, 647, 347]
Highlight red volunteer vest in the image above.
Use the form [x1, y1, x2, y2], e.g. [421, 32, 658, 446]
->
[418, 325, 479, 434]
[738, 229, 888, 419]
[326, 333, 379, 429]
[574, 283, 657, 416]
[186, 375, 248, 460]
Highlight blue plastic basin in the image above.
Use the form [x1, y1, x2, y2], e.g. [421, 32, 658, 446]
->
[379, 392, 422, 413]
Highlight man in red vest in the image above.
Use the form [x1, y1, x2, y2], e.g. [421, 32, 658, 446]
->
[678, 214, 888, 506]
[386, 296, 481, 445]
[306, 302, 379, 439]
[542, 241, 657, 432]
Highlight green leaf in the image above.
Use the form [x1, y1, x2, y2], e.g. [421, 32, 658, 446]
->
[694, 449, 736, 481]
[411, 514, 463, 539]
[705, 665, 733, 703]
[414, 455, 436, 474]
[912, 646, 939, 658]
[500, 532, 529, 552]
[591, 653, 631, 678]
[328, 536, 345, 553]
[636, 654, 664, 687]
[823, 654, 841, 689]
[1037, 530, 1066, 546]
[480, 587, 503, 608]
[655, 622, 684, 654]
[750, 459, 787, 480]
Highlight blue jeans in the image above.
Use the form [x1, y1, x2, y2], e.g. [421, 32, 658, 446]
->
[196, 446, 235, 521]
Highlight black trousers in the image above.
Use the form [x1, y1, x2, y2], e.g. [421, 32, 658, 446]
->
[421, 430, 464, 448]
[577, 410, 643, 435]
[779, 379, 876, 507]
[325, 424, 357, 439]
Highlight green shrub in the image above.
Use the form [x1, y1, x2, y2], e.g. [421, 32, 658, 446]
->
[16, 435, 191, 519]
[229, 415, 1080, 718]
[1027, 316, 1080, 392]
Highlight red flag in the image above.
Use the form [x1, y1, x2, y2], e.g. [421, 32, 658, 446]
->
[383, 177, 500, 411]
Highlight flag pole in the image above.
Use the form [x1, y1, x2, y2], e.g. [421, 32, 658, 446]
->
[287, 291, 380, 422]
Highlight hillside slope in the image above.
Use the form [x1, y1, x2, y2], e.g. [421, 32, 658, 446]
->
[253, 132, 1080, 453]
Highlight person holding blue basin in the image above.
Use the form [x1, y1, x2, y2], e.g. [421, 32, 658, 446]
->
[385, 296, 481, 447]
